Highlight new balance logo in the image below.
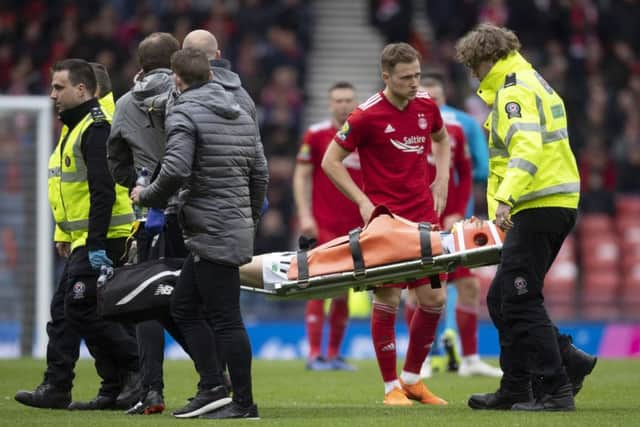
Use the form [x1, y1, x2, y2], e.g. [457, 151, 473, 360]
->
[384, 124, 395, 133]
[380, 343, 396, 352]
[154, 284, 174, 296]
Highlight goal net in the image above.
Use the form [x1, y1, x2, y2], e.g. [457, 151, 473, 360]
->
[0, 96, 53, 358]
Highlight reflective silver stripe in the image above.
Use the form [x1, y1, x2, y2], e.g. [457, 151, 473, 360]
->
[58, 213, 135, 232]
[542, 128, 568, 143]
[517, 182, 580, 202]
[535, 95, 546, 128]
[504, 122, 541, 148]
[60, 171, 87, 183]
[490, 147, 509, 158]
[49, 167, 61, 177]
[508, 157, 538, 175]
[491, 91, 505, 148]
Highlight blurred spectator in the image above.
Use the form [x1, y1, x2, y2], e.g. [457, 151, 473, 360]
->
[369, 0, 413, 43]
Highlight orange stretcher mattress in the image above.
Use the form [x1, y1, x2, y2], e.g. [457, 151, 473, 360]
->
[287, 206, 504, 281]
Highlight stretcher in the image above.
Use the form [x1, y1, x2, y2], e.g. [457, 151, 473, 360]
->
[241, 209, 505, 300]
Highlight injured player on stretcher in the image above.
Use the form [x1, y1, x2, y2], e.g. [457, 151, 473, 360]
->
[239, 206, 504, 298]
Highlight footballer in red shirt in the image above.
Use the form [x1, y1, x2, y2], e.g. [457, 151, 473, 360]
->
[322, 43, 450, 406]
[293, 82, 362, 372]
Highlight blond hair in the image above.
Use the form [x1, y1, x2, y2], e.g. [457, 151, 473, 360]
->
[380, 43, 421, 73]
[455, 24, 521, 69]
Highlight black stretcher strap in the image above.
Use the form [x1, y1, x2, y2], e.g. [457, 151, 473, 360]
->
[418, 222, 441, 288]
[348, 227, 366, 278]
[419, 222, 432, 263]
[297, 250, 309, 281]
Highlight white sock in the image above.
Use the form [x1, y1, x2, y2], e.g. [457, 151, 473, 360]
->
[463, 354, 480, 363]
[400, 371, 421, 385]
[384, 380, 401, 394]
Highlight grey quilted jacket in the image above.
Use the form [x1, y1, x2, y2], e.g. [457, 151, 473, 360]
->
[139, 81, 269, 265]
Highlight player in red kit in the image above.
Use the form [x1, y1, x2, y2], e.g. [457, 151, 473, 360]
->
[322, 43, 451, 406]
[406, 75, 502, 378]
[293, 82, 362, 371]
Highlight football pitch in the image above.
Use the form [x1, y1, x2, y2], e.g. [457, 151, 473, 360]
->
[1, 358, 638, 426]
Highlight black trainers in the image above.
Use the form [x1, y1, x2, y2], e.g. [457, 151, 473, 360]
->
[563, 344, 597, 396]
[512, 383, 576, 411]
[14, 383, 71, 409]
[173, 385, 231, 418]
[68, 394, 117, 410]
[200, 401, 260, 420]
[115, 371, 142, 410]
[468, 388, 532, 410]
[125, 389, 165, 415]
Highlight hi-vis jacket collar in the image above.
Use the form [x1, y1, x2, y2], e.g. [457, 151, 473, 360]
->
[477, 52, 533, 106]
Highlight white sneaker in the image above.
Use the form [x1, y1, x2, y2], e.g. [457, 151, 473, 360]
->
[420, 356, 432, 379]
[458, 355, 502, 377]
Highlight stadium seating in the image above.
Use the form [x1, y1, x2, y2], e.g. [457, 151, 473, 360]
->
[545, 235, 578, 320]
[615, 196, 640, 319]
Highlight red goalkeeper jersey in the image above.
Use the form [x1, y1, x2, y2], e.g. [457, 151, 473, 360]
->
[297, 120, 363, 239]
[334, 90, 443, 223]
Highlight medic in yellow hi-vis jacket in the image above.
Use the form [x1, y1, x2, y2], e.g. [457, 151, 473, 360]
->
[477, 51, 580, 221]
[13, 59, 140, 412]
[456, 25, 595, 413]
[47, 101, 133, 252]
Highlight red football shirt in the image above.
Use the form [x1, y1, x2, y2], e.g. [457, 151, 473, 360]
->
[334, 90, 443, 223]
[426, 116, 472, 222]
[297, 119, 363, 241]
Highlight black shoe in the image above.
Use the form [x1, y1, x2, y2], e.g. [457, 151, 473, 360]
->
[200, 401, 260, 420]
[14, 383, 71, 409]
[68, 394, 117, 410]
[563, 344, 597, 396]
[468, 388, 532, 410]
[173, 385, 231, 418]
[512, 383, 575, 411]
[115, 371, 142, 410]
[125, 390, 165, 415]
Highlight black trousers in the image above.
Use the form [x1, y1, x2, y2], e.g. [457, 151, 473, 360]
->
[171, 253, 253, 406]
[44, 238, 138, 396]
[487, 207, 576, 394]
[135, 214, 190, 394]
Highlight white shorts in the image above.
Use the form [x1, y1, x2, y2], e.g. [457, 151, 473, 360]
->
[261, 251, 296, 289]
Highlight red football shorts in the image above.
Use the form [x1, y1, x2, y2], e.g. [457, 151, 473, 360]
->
[447, 266, 474, 282]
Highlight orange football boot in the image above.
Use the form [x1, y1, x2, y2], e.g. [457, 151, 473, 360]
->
[383, 387, 413, 406]
[400, 379, 448, 405]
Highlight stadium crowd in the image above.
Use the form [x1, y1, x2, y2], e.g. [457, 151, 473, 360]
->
[0, 0, 639, 322]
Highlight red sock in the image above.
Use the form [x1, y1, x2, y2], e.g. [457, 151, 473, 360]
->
[403, 305, 442, 374]
[404, 301, 416, 329]
[327, 297, 348, 359]
[305, 299, 325, 358]
[456, 304, 478, 356]
[371, 302, 398, 382]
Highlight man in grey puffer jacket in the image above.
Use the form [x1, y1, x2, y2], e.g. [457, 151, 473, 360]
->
[106, 32, 193, 416]
[132, 48, 268, 420]
[108, 33, 179, 188]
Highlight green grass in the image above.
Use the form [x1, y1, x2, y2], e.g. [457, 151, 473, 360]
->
[0, 358, 638, 426]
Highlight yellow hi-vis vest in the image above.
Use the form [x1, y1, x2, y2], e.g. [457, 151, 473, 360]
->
[99, 92, 115, 117]
[477, 52, 580, 219]
[48, 105, 134, 251]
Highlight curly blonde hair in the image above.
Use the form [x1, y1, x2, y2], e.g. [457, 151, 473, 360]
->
[455, 24, 521, 69]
